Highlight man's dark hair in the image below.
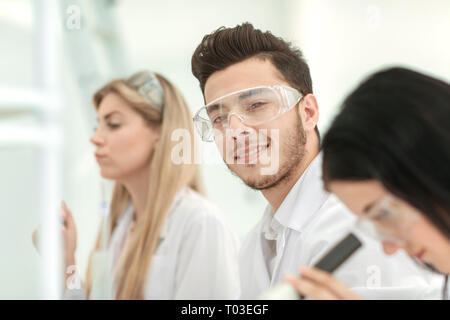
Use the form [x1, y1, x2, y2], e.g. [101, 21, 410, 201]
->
[191, 22, 319, 139]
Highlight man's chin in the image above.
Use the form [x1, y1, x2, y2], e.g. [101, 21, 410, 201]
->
[228, 162, 272, 173]
[231, 168, 285, 191]
[244, 175, 285, 190]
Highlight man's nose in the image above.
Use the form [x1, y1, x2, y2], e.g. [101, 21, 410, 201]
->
[227, 114, 251, 138]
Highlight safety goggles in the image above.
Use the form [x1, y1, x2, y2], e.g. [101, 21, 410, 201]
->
[193, 85, 302, 142]
[355, 194, 421, 245]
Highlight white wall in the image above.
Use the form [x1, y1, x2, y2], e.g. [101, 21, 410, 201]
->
[292, 0, 450, 132]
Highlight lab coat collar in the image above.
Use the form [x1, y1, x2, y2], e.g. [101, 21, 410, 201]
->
[269, 152, 331, 234]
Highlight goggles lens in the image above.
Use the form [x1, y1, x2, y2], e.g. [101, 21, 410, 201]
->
[355, 195, 420, 245]
[194, 85, 301, 142]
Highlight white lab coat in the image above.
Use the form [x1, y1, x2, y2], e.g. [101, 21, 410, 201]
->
[239, 153, 442, 299]
[65, 187, 241, 299]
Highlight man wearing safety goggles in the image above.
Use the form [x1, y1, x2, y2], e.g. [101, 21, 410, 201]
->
[191, 23, 441, 299]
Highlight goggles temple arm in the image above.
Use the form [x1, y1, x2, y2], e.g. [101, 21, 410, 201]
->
[280, 86, 302, 111]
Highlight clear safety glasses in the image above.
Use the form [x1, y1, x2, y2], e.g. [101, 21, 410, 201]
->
[193, 85, 302, 142]
[355, 194, 421, 245]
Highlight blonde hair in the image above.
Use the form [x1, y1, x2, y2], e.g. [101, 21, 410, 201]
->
[85, 72, 203, 299]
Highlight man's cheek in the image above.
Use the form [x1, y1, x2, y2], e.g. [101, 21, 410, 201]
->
[214, 136, 233, 165]
[258, 129, 280, 175]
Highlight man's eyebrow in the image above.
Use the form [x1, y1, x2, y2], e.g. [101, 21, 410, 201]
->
[205, 88, 262, 115]
[207, 104, 220, 113]
[206, 103, 229, 116]
[238, 88, 262, 101]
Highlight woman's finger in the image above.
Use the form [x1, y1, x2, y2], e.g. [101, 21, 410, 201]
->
[285, 275, 338, 300]
[61, 214, 67, 229]
[32, 228, 39, 250]
[61, 201, 74, 227]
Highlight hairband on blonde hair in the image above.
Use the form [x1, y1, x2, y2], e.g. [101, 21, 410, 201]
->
[126, 71, 164, 113]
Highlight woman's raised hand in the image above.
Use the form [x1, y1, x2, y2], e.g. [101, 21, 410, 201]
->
[285, 267, 362, 300]
[31, 201, 78, 268]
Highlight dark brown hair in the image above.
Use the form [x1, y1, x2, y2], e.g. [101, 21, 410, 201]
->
[191, 22, 319, 137]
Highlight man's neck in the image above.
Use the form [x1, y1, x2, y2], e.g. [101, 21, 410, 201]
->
[261, 148, 319, 212]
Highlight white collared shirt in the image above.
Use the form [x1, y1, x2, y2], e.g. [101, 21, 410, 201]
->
[239, 153, 442, 299]
[65, 187, 241, 299]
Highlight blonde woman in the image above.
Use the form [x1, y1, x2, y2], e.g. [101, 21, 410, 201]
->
[34, 71, 240, 299]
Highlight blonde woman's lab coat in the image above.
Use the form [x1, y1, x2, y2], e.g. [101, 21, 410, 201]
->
[65, 187, 240, 299]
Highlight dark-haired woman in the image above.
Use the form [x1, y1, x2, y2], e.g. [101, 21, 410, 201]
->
[286, 67, 450, 299]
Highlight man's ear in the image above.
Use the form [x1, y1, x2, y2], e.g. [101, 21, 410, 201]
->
[298, 93, 319, 131]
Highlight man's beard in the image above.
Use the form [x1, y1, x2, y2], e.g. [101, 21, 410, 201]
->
[226, 113, 307, 191]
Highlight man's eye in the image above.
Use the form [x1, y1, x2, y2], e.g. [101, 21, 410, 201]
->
[213, 115, 226, 124]
[247, 101, 265, 110]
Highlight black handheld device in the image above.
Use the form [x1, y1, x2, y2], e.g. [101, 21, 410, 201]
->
[314, 233, 362, 273]
[299, 233, 362, 299]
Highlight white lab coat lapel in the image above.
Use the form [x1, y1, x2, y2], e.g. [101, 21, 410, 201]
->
[269, 228, 287, 286]
[268, 153, 330, 284]
[255, 206, 275, 293]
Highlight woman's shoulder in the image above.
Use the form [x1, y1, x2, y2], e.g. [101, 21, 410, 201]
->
[176, 187, 219, 212]
[171, 187, 229, 228]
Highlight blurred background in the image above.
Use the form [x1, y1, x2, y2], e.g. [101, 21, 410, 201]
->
[0, 0, 449, 299]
